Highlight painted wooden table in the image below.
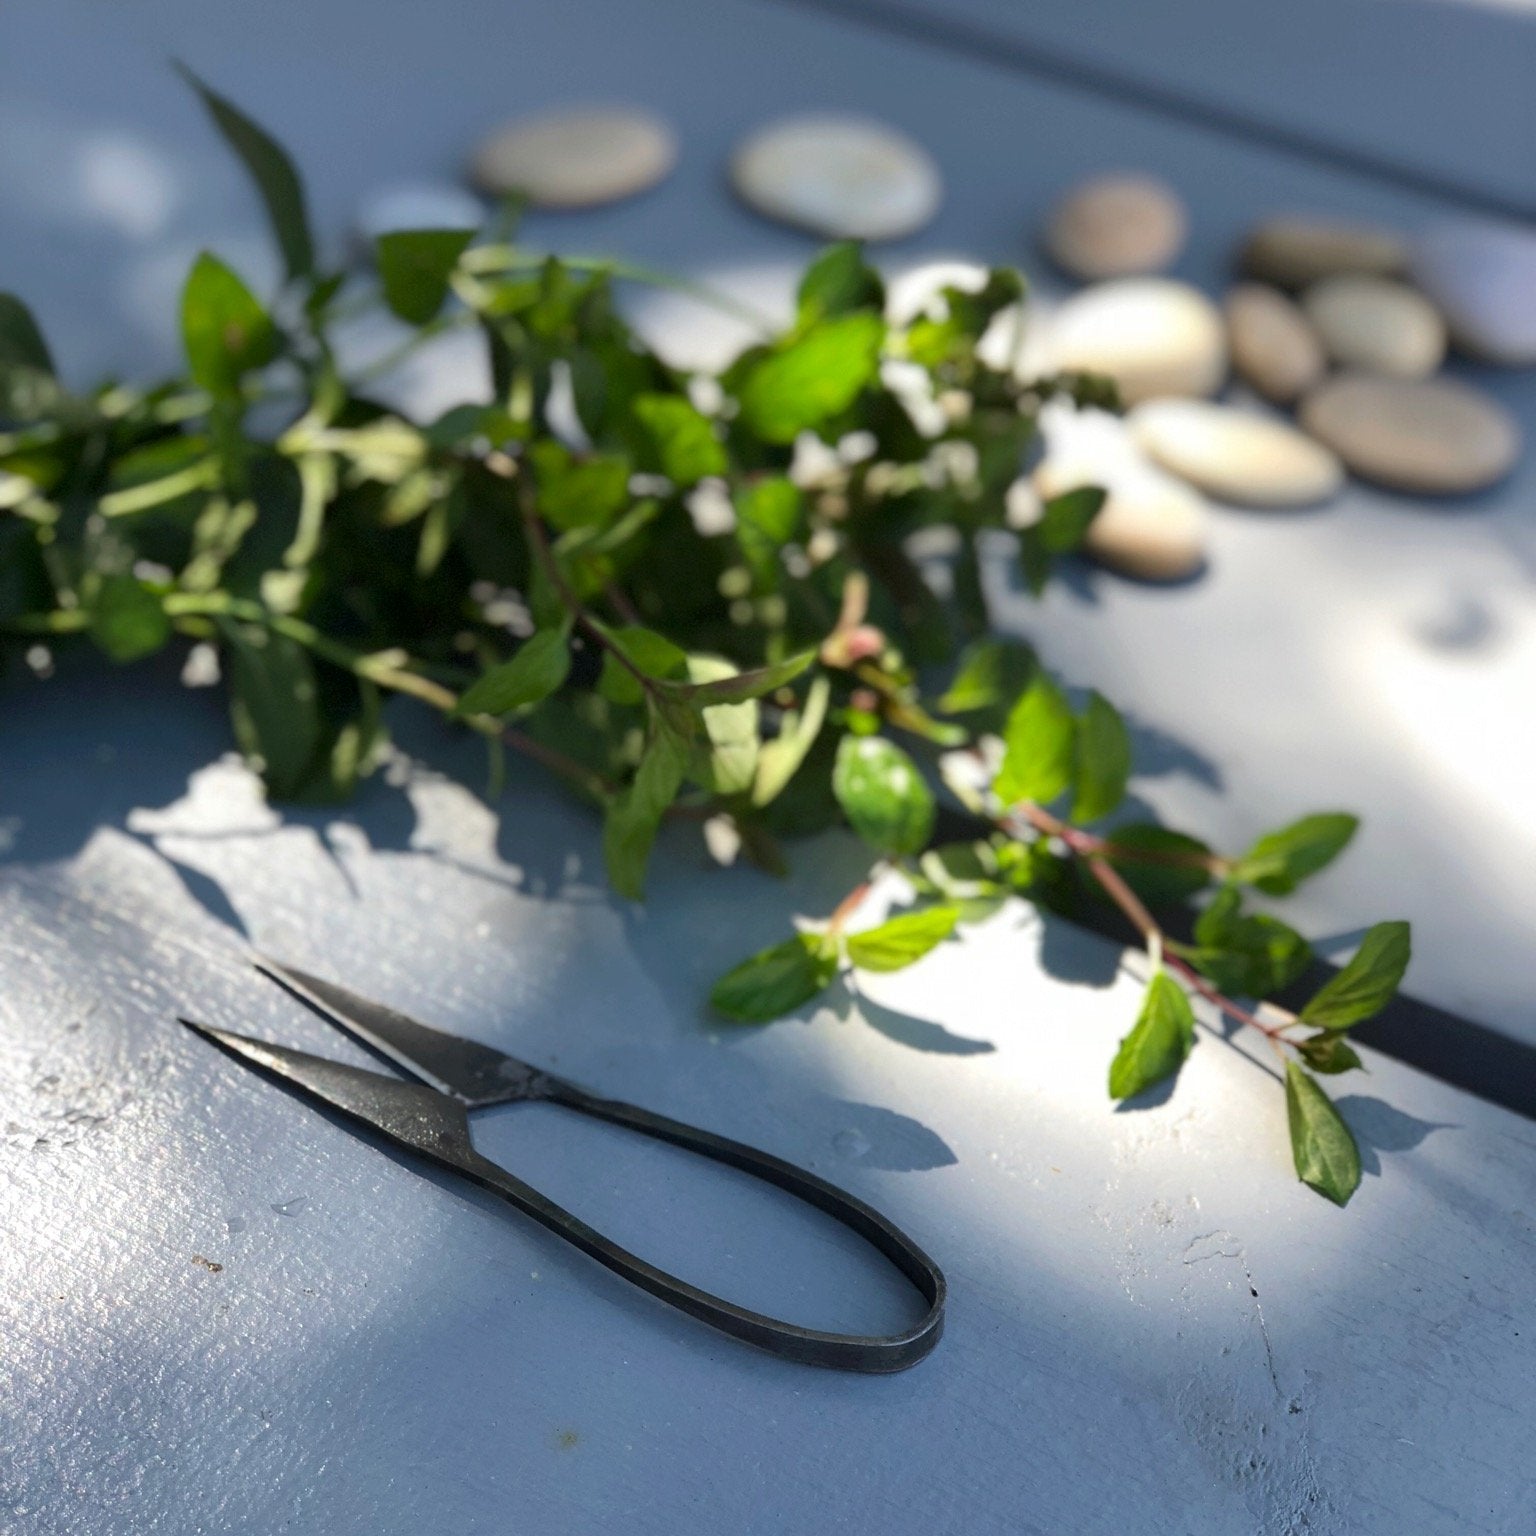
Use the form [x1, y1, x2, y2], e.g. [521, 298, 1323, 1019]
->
[1, 0, 1533, 1531]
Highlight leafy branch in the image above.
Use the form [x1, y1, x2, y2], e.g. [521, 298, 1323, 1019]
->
[0, 68, 1412, 1205]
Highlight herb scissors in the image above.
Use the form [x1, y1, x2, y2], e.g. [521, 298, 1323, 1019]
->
[180, 960, 945, 1373]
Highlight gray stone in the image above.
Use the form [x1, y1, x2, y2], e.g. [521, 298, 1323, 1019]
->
[1046, 279, 1225, 405]
[1410, 223, 1536, 367]
[1044, 173, 1187, 281]
[730, 116, 941, 241]
[1240, 216, 1406, 289]
[1224, 283, 1327, 404]
[1131, 398, 1344, 508]
[1300, 373, 1521, 494]
[470, 107, 677, 206]
[1302, 275, 1446, 379]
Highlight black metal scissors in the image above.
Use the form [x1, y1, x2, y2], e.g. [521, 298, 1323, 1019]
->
[180, 960, 945, 1373]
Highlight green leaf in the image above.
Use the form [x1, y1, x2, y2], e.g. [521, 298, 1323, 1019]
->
[846, 905, 960, 972]
[596, 625, 688, 706]
[1108, 971, 1196, 1100]
[833, 734, 935, 858]
[603, 718, 689, 900]
[0, 293, 54, 375]
[455, 627, 571, 717]
[662, 650, 814, 707]
[1100, 823, 1216, 908]
[736, 312, 885, 443]
[918, 841, 1002, 899]
[711, 932, 839, 1023]
[181, 252, 278, 396]
[1038, 486, 1105, 552]
[1298, 921, 1411, 1031]
[1232, 812, 1359, 896]
[177, 63, 315, 281]
[87, 575, 171, 663]
[376, 228, 474, 325]
[796, 243, 884, 320]
[735, 476, 803, 581]
[1190, 887, 1313, 999]
[937, 637, 1035, 717]
[529, 440, 631, 532]
[752, 674, 830, 807]
[1296, 1033, 1364, 1075]
[633, 394, 727, 486]
[1071, 690, 1130, 823]
[221, 621, 321, 799]
[1285, 1061, 1361, 1206]
[680, 657, 761, 797]
[994, 673, 1075, 807]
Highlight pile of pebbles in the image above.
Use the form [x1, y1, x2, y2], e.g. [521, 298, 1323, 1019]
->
[1034, 178, 1529, 579]
[359, 108, 1532, 582]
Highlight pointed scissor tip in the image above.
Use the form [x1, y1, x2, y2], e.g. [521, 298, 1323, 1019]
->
[179, 1016, 242, 1050]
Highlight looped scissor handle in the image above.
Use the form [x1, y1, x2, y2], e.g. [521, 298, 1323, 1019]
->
[459, 1078, 945, 1373]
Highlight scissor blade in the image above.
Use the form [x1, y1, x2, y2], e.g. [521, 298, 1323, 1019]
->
[180, 1018, 476, 1165]
[254, 957, 540, 1107]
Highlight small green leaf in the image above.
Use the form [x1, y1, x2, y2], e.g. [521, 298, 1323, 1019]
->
[833, 734, 935, 858]
[529, 441, 631, 532]
[918, 841, 1002, 899]
[0, 293, 54, 375]
[1298, 921, 1411, 1031]
[796, 243, 885, 320]
[680, 656, 761, 797]
[937, 637, 1035, 717]
[736, 312, 884, 443]
[1071, 690, 1130, 823]
[181, 252, 278, 396]
[177, 63, 314, 281]
[376, 228, 474, 325]
[1038, 486, 1105, 552]
[456, 627, 571, 717]
[752, 673, 830, 807]
[711, 932, 839, 1023]
[662, 650, 814, 707]
[1100, 824, 1216, 908]
[846, 905, 960, 973]
[1232, 812, 1359, 896]
[1190, 887, 1313, 998]
[596, 625, 688, 706]
[221, 621, 321, 799]
[87, 575, 171, 663]
[1285, 1061, 1361, 1205]
[994, 672, 1075, 807]
[735, 476, 803, 581]
[603, 718, 690, 899]
[1296, 1033, 1364, 1075]
[1108, 971, 1196, 1100]
[633, 394, 727, 486]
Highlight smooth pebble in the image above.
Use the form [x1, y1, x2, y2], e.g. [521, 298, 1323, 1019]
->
[1046, 279, 1226, 404]
[1302, 275, 1446, 378]
[1224, 283, 1326, 404]
[1410, 224, 1536, 366]
[1033, 405, 1208, 581]
[354, 183, 486, 247]
[470, 107, 676, 206]
[1044, 173, 1187, 281]
[1300, 373, 1521, 495]
[1131, 399, 1343, 507]
[731, 116, 941, 241]
[1240, 216, 1406, 289]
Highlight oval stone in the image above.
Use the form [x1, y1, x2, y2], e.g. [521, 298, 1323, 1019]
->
[1033, 405, 1208, 581]
[1224, 283, 1326, 404]
[1302, 276, 1446, 378]
[1410, 224, 1536, 367]
[1046, 279, 1226, 404]
[1044, 173, 1187, 281]
[1240, 217, 1406, 289]
[1130, 399, 1343, 507]
[731, 116, 941, 241]
[470, 107, 677, 207]
[1300, 373, 1522, 495]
